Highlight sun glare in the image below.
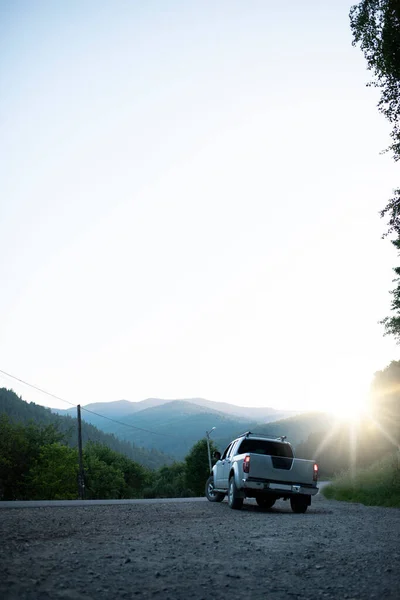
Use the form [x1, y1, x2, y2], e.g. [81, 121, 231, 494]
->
[328, 393, 369, 422]
[306, 366, 371, 422]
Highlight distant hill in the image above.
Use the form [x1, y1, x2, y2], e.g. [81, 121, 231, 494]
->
[55, 397, 295, 427]
[0, 388, 172, 469]
[80, 400, 256, 459]
[251, 412, 332, 448]
[55, 397, 329, 460]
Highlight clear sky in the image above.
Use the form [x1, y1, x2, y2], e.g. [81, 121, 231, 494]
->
[1, 0, 398, 413]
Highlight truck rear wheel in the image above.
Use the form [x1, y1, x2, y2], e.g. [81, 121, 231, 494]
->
[228, 476, 243, 510]
[256, 496, 276, 509]
[290, 496, 310, 514]
[205, 475, 225, 502]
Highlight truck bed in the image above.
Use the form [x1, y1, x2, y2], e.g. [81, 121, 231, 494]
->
[242, 453, 317, 486]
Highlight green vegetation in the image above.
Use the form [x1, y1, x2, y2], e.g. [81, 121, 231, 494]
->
[0, 406, 219, 501]
[0, 415, 152, 501]
[26, 443, 79, 500]
[140, 439, 219, 498]
[350, 2, 400, 338]
[184, 438, 218, 496]
[0, 388, 171, 469]
[322, 453, 400, 508]
[350, 1, 400, 161]
[142, 463, 192, 499]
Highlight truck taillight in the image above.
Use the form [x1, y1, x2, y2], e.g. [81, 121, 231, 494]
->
[313, 463, 319, 481]
[243, 455, 251, 473]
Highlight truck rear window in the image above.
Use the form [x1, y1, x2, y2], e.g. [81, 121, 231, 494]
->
[238, 439, 293, 458]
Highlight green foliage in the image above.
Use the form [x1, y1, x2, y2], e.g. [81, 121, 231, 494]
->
[184, 438, 218, 496]
[0, 414, 154, 501]
[84, 446, 126, 500]
[322, 452, 400, 507]
[83, 442, 150, 499]
[27, 443, 78, 500]
[0, 415, 67, 500]
[350, 3, 400, 336]
[380, 238, 400, 341]
[142, 462, 193, 498]
[350, 0, 400, 160]
[370, 360, 400, 437]
[143, 438, 221, 498]
[380, 188, 400, 238]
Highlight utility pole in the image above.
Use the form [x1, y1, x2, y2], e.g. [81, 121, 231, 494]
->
[77, 404, 85, 500]
[206, 427, 216, 472]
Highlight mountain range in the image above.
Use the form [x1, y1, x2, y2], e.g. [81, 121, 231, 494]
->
[55, 397, 331, 459]
[55, 397, 295, 422]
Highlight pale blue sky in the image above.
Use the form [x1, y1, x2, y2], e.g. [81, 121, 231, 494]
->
[1, 0, 398, 413]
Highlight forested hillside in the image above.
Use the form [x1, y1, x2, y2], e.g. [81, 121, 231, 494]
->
[0, 389, 172, 469]
[90, 400, 254, 459]
[252, 412, 331, 448]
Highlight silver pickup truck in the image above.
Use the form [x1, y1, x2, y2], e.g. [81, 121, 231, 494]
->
[205, 431, 319, 512]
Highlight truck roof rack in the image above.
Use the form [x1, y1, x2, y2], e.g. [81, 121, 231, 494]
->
[238, 431, 288, 442]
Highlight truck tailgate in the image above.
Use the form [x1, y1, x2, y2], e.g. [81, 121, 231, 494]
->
[247, 454, 315, 485]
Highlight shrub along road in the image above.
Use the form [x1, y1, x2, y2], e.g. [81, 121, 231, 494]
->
[0, 492, 399, 600]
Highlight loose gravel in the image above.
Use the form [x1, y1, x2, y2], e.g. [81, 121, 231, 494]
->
[1, 493, 399, 600]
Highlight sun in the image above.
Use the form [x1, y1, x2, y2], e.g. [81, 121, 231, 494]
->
[327, 391, 369, 422]
[305, 365, 371, 422]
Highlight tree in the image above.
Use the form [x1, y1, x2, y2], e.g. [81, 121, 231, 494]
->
[380, 238, 400, 339]
[350, 2, 400, 338]
[26, 443, 78, 500]
[370, 360, 400, 438]
[184, 438, 219, 496]
[142, 462, 193, 498]
[350, 0, 400, 161]
[0, 415, 156, 501]
[84, 442, 150, 498]
[0, 416, 65, 500]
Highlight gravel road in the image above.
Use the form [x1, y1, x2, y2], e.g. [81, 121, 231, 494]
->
[1, 493, 399, 600]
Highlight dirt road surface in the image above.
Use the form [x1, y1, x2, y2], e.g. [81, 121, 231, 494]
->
[1, 493, 399, 600]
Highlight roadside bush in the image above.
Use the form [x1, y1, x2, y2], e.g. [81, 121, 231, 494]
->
[322, 452, 400, 508]
[184, 438, 219, 496]
[143, 462, 195, 498]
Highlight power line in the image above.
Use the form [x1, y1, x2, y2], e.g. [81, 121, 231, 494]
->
[0, 368, 76, 407]
[0, 368, 179, 438]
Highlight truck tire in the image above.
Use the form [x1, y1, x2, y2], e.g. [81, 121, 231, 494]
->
[256, 496, 276, 509]
[228, 476, 243, 510]
[290, 496, 309, 514]
[205, 475, 225, 502]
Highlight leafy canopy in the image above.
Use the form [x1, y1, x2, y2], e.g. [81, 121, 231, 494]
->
[350, 2, 400, 338]
[184, 438, 218, 496]
[350, 0, 400, 160]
